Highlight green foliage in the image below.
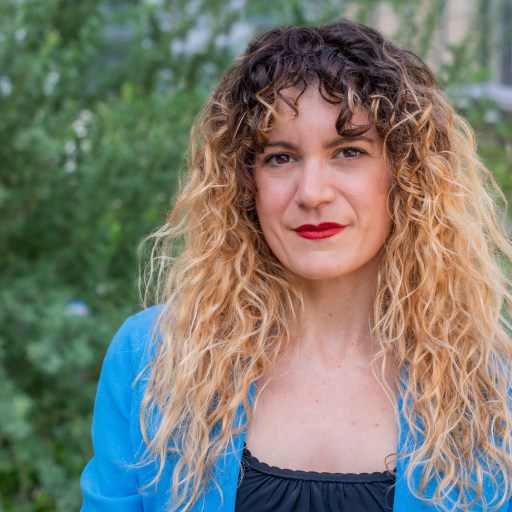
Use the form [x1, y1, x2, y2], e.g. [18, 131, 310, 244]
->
[468, 107, 512, 207]
[1, 0, 510, 510]
[0, 2, 203, 510]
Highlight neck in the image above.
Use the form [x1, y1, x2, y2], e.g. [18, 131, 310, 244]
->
[295, 270, 380, 365]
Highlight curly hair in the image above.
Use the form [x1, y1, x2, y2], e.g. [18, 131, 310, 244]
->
[140, 20, 512, 511]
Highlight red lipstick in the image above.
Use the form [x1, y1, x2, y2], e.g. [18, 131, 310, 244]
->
[294, 222, 347, 240]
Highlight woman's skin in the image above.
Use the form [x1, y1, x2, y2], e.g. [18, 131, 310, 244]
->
[245, 87, 398, 474]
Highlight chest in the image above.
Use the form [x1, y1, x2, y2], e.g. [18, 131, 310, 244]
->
[245, 361, 398, 474]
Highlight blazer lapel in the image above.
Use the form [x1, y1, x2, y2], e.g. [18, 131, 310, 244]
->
[394, 389, 510, 511]
[191, 383, 255, 511]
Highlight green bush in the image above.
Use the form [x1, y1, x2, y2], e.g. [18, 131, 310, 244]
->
[0, 2, 204, 509]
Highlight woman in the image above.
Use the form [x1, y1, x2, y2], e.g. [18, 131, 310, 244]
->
[80, 20, 512, 511]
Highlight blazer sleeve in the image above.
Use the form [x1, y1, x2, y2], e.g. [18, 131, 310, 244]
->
[80, 315, 148, 512]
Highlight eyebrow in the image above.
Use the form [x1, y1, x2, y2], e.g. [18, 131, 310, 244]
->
[263, 135, 376, 151]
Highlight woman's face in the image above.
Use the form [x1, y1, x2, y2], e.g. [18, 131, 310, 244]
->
[253, 87, 392, 285]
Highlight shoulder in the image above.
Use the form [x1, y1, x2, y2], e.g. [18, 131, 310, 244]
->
[81, 305, 170, 511]
[90, 304, 166, 443]
[102, 304, 164, 382]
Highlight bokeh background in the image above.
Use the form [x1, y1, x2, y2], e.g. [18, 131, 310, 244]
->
[1, 0, 511, 510]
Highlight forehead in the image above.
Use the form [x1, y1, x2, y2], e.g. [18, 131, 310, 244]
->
[276, 86, 339, 115]
[270, 86, 374, 136]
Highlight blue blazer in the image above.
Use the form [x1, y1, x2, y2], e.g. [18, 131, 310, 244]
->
[80, 307, 512, 511]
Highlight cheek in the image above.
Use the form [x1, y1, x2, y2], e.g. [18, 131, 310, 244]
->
[348, 172, 389, 205]
[373, 187, 393, 239]
[355, 175, 392, 235]
[254, 189, 269, 232]
[254, 179, 292, 220]
[367, 166, 392, 208]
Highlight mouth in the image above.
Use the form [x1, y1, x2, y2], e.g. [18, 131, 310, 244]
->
[293, 222, 347, 240]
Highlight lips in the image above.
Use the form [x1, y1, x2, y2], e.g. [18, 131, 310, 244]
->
[293, 222, 347, 240]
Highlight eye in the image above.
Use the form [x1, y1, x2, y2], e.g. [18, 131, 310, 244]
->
[264, 153, 296, 166]
[336, 147, 365, 159]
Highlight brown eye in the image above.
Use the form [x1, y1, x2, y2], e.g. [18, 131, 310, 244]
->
[337, 147, 364, 159]
[275, 154, 290, 164]
[265, 153, 296, 166]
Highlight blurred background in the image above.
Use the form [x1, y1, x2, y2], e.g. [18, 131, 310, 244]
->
[1, 0, 511, 510]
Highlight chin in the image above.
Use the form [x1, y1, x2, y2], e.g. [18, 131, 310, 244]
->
[289, 266, 348, 282]
[284, 256, 381, 283]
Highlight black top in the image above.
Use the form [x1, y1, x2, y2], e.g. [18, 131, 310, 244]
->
[235, 445, 395, 512]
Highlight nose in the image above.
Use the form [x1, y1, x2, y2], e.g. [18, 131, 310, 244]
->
[295, 158, 336, 208]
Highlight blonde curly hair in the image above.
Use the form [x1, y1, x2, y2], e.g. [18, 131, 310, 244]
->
[140, 20, 512, 511]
